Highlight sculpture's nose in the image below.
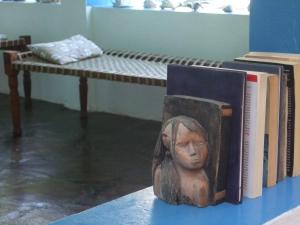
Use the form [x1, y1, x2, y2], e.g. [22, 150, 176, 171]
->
[187, 142, 196, 156]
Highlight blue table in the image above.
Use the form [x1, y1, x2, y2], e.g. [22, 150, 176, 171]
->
[49, 177, 300, 225]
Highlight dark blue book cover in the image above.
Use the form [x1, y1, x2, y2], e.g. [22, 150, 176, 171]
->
[167, 65, 246, 204]
[222, 61, 287, 182]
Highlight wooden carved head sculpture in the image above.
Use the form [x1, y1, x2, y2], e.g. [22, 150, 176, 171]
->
[152, 115, 210, 207]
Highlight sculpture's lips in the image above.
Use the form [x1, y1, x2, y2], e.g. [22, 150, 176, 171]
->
[191, 158, 201, 163]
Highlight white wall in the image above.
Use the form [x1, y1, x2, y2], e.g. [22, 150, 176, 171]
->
[0, 1, 249, 121]
[0, 0, 90, 111]
[91, 8, 249, 60]
[90, 8, 249, 120]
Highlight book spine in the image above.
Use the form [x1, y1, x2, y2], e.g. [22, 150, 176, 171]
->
[292, 64, 300, 176]
[257, 75, 268, 190]
[266, 76, 279, 187]
[277, 73, 288, 181]
[285, 66, 295, 177]
[243, 75, 256, 197]
[215, 106, 232, 203]
[263, 77, 271, 187]
[242, 74, 263, 198]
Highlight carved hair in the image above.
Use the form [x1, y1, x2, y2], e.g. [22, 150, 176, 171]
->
[152, 115, 208, 204]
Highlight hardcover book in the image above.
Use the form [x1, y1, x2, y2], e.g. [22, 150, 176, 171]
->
[237, 54, 300, 178]
[152, 95, 232, 207]
[167, 65, 246, 204]
[222, 61, 284, 186]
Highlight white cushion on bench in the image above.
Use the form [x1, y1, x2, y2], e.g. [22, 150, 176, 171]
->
[28, 35, 103, 65]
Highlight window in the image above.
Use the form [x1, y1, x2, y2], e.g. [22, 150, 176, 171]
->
[87, 0, 250, 14]
[0, 0, 60, 3]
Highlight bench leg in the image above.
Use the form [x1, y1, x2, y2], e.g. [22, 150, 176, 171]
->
[4, 51, 22, 137]
[80, 77, 88, 119]
[8, 70, 22, 137]
[23, 70, 32, 110]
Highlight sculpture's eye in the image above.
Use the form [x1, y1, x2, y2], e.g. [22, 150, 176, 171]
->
[176, 142, 188, 148]
[194, 141, 206, 149]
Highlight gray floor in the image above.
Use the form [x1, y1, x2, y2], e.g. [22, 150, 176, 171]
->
[0, 94, 161, 225]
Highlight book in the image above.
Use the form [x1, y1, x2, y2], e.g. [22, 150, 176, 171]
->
[152, 95, 232, 207]
[242, 73, 268, 198]
[264, 75, 280, 187]
[234, 59, 288, 182]
[237, 54, 300, 177]
[245, 52, 300, 63]
[222, 61, 283, 187]
[167, 65, 246, 204]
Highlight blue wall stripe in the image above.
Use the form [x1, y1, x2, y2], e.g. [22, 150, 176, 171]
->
[250, 0, 300, 53]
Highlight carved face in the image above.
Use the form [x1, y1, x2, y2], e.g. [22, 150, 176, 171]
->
[173, 123, 208, 170]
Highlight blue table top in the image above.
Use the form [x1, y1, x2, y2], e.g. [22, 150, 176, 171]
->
[49, 176, 300, 225]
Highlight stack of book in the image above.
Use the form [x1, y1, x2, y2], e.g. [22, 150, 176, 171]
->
[157, 52, 300, 205]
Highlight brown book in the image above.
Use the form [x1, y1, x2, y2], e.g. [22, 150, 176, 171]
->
[264, 75, 280, 187]
[152, 95, 232, 207]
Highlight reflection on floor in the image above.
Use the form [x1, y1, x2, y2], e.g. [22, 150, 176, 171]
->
[0, 94, 160, 225]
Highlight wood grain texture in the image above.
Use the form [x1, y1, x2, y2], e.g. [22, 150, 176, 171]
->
[153, 96, 232, 207]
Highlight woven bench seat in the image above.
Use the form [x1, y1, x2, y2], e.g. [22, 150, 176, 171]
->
[13, 52, 168, 86]
[13, 50, 222, 87]
[4, 48, 221, 137]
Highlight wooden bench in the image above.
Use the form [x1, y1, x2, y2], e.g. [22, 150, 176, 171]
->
[0, 35, 32, 123]
[3, 49, 222, 137]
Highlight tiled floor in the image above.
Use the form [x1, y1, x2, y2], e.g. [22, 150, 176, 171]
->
[0, 94, 161, 225]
